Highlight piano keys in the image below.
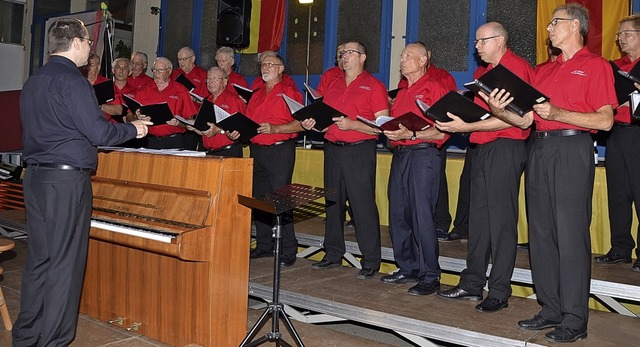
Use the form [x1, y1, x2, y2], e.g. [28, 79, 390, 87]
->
[79, 151, 253, 346]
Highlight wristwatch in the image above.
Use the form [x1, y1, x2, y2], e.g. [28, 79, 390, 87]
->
[410, 130, 417, 141]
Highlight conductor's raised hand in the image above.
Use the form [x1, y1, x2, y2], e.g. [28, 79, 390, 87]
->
[130, 120, 153, 138]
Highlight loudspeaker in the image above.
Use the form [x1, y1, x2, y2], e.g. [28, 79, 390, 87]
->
[217, 0, 252, 48]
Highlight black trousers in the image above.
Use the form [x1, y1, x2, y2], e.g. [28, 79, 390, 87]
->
[451, 144, 475, 236]
[388, 146, 441, 282]
[527, 133, 594, 331]
[458, 139, 525, 301]
[250, 141, 298, 257]
[605, 125, 640, 259]
[435, 145, 451, 231]
[206, 143, 244, 158]
[13, 167, 93, 347]
[323, 140, 381, 270]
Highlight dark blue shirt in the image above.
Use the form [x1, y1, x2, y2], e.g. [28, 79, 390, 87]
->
[20, 55, 136, 169]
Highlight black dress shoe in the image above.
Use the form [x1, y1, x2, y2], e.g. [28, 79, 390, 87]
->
[435, 229, 449, 241]
[355, 268, 376, 280]
[633, 259, 640, 272]
[442, 230, 468, 242]
[594, 251, 631, 264]
[475, 297, 508, 313]
[280, 255, 297, 267]
[544, 325, 587, 343]
[250, 248, 273, 259]
[436, 286, 482, 301]
[517, 315, 561, 330]
[380, 273, 419, 284]
[311, 259, 341, 270]
[408, 280, 440, 296]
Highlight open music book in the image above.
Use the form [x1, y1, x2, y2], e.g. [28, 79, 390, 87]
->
[282, 94, 339, 131]
[93, 79, 115, 105]
[610, 60, 640, 104]
[122, 94, 175, 124]
[416, 91, 490, 123]
[213, 104, 259, 142]
[356, 112, 430, 132]
[174, 99, 214, 132]
[175, 74, 205, 102]
[464, 64, 548, 116]
[233, 84, 255, 103]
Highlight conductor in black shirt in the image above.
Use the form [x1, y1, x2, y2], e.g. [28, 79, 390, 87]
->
[12, 18, 149, 347]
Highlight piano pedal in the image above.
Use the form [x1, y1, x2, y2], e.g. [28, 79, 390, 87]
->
[108, 317, 124, 326]
[126, 322, 142, 331]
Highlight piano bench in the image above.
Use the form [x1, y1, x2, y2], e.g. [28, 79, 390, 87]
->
[0, 237, 15, 330]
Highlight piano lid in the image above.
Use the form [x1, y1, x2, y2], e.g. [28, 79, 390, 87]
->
[92, 177, 212, 228]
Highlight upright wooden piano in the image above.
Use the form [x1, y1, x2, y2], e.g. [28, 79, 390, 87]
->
[79, 151, 253, 346]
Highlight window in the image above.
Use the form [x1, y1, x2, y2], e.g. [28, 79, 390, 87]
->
[0, 0, 25, 45]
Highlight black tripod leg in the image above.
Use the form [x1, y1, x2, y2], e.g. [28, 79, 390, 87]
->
[240, 306, 272, 346]
[279, 307, 305, 347]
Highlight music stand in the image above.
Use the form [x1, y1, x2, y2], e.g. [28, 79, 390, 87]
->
[238, 184, 331, 347]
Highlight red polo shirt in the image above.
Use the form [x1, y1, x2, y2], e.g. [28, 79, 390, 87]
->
[246, 80, 302, 145]
[202, 90, 246, 150]
[612, 54, 639, 124]
[171, 66, 209, 99]
[391, 72, 450, 147]
[397, 64, 457, 92]
[323, 70, 389, 143]
[317, 66, 344, 96]
[226, 70, 249, 96]
[470, 49, 533, 145]
[128, 73, 153, 90]
[533, 47, 617, 131]
[135, 80, 199, 137]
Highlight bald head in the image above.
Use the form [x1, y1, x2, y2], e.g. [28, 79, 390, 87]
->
[177, 46, 196, 73]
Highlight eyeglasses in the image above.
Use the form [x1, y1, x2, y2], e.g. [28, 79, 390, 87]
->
[205, 77, 226, 82]
[260, 62, 283, 69]
[131, 62, 145, 67]
[339, 49, 364, 57]
[473, 35, 500, 45]
[114, 65, 130, 70]
[177, 55, 194, 62]
[151, 67, 171, 73]
[616, 29, 640, 38]
[547, 17, 573, 28]
[77, 36, 94, 45]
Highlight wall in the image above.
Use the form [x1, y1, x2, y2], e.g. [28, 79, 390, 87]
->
[0, 44, 25, 92]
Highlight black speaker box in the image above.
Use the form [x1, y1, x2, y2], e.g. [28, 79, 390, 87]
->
[217, 0, 252, 48]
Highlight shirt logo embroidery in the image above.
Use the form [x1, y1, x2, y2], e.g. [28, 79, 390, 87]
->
[359, 86, 372, 91]
[415, 94, 424, 99]
[571, 70, 587, 77]
[219, 103, 230, 109]
[169, 95, 179, 99]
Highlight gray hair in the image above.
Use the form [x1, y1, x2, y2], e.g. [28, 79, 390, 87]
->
[154, 57, 173, 70]
[207, 66, 228, 79]
[112, 57, 131, 69]
[556, 3, 589, 37]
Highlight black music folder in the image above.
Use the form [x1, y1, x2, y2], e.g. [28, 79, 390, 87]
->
[388, 88, 401, 99]
[174, 99, 214, 131]
[357, 112, 430, 132]
[214, 104, 259, 142]
[93, 79, 115, 105]
[303, 82, 323, 102]
[282, 94, 339, 131]
[630, 92, 640, 123]
[122, 95, 174, 124]
[233, 84, 255, 102]
[464, 64, 548, 116]
[610, 60, 640, 104]
[175, 73, 195, 91]
[416, 91, 491, 123]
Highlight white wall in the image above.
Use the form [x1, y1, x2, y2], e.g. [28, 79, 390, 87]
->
[132, 0, 161, 75]
[0, 43, 25, 91]
[389, 0, 407, 88]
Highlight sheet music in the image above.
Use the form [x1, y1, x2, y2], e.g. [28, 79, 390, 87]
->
[303, 83, 323, 100]
[98, 147, 207, 157]
[214, 104, 232, 123]
[282, 94, 305, 113]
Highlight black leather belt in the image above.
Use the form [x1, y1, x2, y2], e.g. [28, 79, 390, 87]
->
[27, 163, 93, 173]
[614, 122, 640, 128]
[206, 144, 236, 153]
[254, 140, 287, 148]
[150, 133, 179, 139]
[395, 142, 437, 151]
[329, 140, 370, 147]
[535, 129, 587, 139]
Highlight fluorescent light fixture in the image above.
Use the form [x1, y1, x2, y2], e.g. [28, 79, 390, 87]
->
[298, 0, 313, 4]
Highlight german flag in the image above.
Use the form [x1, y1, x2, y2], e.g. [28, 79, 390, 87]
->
[536, 0, 631, 64]
[240, 0, 286, 54]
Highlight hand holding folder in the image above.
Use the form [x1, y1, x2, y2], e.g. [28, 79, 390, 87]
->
[213, 104, 259, 142]
[122, 95, 173, 124]
[416, 91, 491, 123]
[356, 112, 430, 132]
[282, 94, 339, 131]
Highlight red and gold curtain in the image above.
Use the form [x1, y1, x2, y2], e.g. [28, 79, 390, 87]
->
[537, 0, 631, 64]
[242, 0, 286, 54]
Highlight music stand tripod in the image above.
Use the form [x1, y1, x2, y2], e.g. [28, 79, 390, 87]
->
[238, 184, 330, 347]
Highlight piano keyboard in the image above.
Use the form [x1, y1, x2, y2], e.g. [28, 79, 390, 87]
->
[90, 219, 177, 243]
